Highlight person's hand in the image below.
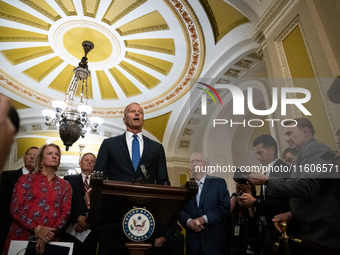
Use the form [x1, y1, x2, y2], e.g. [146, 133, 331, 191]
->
[77, 215, 88, 228]
[248, 172, 268, 185]
[154, 237, 166, 247]
[239, 182, 252, 194]
[272, 211, 292, 232]
[187, 219, 204, 232]
[238, 193, 256, 208]
[196, 216, 205, 225]
[35, 238, 46, 255]
[0, 94, 16, 172]
[328, 153, 340, 168]
[35, 226, 55, 243]
[75, 215, 90, 232]
[75, 223, 85, 233]
[84, 188, 92, 209]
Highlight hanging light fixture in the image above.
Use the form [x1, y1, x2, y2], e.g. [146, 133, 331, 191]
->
[42, 41, 103, 151]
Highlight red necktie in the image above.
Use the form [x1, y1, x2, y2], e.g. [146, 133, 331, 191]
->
[84, 176, 89, 192]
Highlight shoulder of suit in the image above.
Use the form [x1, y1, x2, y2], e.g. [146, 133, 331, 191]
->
[205, 175, 225, 181]
[102, 133, 125, 142]
[274, 159, 289, 167]
[142, 135, 162, 146]
[303, 139, 332, 152]
[64, 174, 81, 180]
[1, 168, 22, 177]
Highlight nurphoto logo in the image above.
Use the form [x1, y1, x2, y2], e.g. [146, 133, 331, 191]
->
[197, 82, 312, 128]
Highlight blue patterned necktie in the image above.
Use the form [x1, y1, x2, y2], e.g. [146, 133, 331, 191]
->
[132, 134, 140, 171]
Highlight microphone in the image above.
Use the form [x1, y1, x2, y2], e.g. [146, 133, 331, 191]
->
[140, 164, 150, 182]
[132, 165, 150, 184]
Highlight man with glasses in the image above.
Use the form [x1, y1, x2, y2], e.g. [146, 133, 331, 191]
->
[178, 152, 230, 255]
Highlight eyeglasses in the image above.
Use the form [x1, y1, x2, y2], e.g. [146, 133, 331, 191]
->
[190, 159, 204, 164]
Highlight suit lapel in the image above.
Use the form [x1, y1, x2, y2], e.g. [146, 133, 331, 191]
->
[198, 176, 211, 207]
[117, 133, 135, 171]
[139, 135, 148, 164]
[76, 174, 85, 193]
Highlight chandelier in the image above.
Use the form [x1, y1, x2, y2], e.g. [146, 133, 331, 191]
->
[42, 41, 103, 151]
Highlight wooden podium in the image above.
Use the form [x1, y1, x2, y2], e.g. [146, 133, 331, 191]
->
[86, 172, 197, 255]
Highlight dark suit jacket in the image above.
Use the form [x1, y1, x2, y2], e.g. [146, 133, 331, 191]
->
[94, 133, 169, 185]
[267, 139, 340, 252]
[258, 159, 290, 239]
[62, 174, 97, 255]
[0, 168, 23, 251]
[178, 175, 230, 255]
[63, 174, 88, 223]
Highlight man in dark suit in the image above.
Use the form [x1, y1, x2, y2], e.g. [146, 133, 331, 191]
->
[249, 118, 340, 254]
[94, 102, 170, 255]
[0, 146, 38, 252]
[62, 153, 97, 255]
[238, 135, 290, 254]
[95, 102, 169, 185]
[178, 152, 230, 255]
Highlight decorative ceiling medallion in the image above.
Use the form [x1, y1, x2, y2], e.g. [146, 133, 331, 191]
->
[53, 20, 122, 70]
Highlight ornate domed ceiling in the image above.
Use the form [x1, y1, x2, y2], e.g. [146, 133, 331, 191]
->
[0, 0, 265, 172]
[0, 0, 210, 114]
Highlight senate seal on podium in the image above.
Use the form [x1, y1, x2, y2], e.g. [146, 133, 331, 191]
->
[122, 207, 155, 242]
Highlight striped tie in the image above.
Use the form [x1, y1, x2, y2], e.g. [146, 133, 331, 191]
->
[84, 176, 89, 192]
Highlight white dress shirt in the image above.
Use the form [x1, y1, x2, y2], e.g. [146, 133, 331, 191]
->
[125, 131, 144, 159]
[22, 166, 30, 174]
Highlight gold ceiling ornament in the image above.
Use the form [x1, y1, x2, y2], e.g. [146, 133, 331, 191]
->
[42, 41, 103, 151]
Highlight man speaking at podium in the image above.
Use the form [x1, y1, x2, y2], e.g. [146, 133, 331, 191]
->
[94, 102, 170, 255]
[95, 102, 170, 185]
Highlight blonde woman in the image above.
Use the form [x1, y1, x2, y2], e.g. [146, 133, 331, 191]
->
[2, 143, 72, 255]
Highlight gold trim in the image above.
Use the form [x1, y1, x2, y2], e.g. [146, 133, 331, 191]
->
[117, 24, 170, 36]
[23, 59, 64, 82]
[0, 37, 48, 42]
[102, 0, 147, 25]
[125, 42, 175, 55]
[217, 17, 249, 42]
[0, 71, 53, 107]
[108, 69, 142, 98]
[101, 0, 115, 25]
[275, 15, 337, 133]
[55, 0, 77, 16]
[0, 12, 51, 31]
[0, 0, 205, 117]
[141, 0, 205, 113]
[119, 62, 161, 89]
[1, 49, 54, 65]
[82, 0, 100, 18]
[125, 54, 172, 76]
[199, 0, 249, 44]
[19, 0, 61, 22]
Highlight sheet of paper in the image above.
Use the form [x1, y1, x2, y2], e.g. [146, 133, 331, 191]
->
[66, 223, 91, 243]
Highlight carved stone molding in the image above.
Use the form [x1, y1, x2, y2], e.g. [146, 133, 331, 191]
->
[275, 15, 301, 118]
[254, 0, 299, 56]
[275, 14, 336, 130]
